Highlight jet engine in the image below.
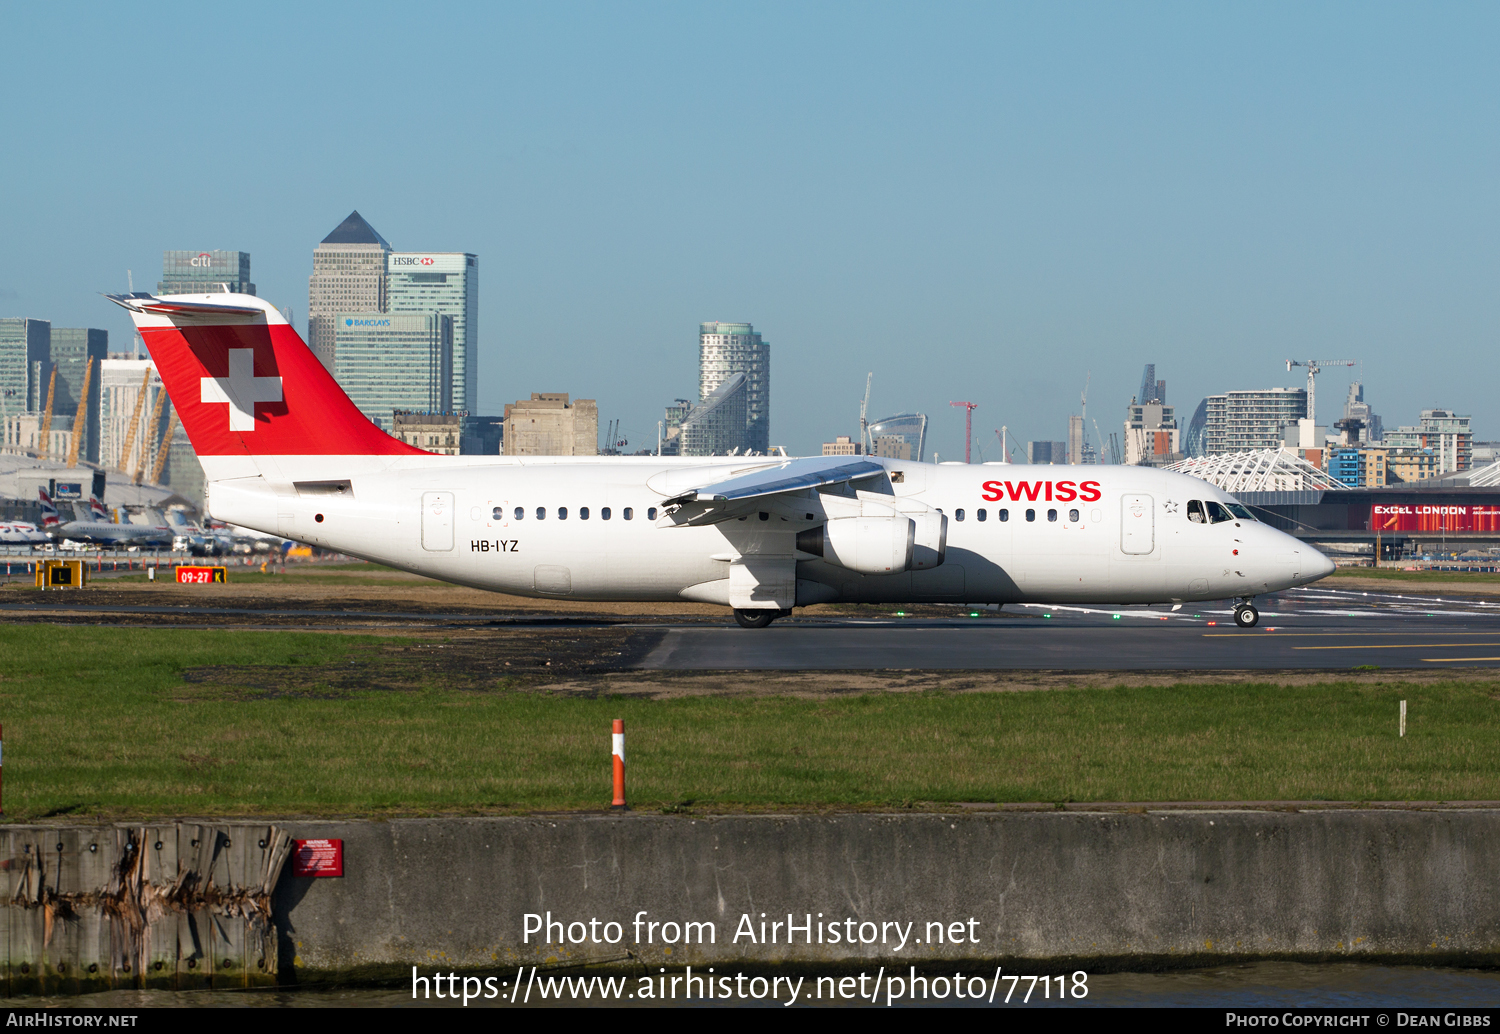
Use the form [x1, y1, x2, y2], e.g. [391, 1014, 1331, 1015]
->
[796, 515, 915, 575]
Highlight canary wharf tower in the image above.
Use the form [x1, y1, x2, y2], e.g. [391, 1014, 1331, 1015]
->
[308, 211, 391, 372]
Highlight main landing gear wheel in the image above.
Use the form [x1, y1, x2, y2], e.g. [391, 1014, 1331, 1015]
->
[1233, 604, 1260, 628]
[734, 608, 778, 629]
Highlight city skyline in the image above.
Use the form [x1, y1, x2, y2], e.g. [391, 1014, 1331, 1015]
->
[2, 5, 1496, 458]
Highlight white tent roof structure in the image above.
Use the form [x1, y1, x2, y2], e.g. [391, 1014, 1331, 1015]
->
[1466, 459, 1500, 488]
[1164, 449, 1346, 493]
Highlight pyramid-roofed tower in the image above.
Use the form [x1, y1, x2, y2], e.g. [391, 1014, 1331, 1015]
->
[321, 211, 392, 249]
[308, 211, 393, 372]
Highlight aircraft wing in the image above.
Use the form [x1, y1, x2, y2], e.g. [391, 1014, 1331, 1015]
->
[656, 456, 888, 507]
[651, 456, 891, 525]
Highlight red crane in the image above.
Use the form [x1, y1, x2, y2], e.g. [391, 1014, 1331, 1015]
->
[949, 401, 978, 464]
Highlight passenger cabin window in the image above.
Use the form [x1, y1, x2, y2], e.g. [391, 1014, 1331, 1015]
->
[1025, 509, 1036, 522]
[623, 507, 634, 520]
[1047, 509, 1058, 522]
[536, 507, 547, 520]
[580, 507, 590, 520]
[492, 506, 504, 521]
[955, 509, 965, 521]
[1206, 501, 1234, 524]
[602, 507, 612, 520]
[999, 509, 1009, 522]
[558, 507, 568, 520]
[1188, 500, 1206, 524]
[1069, 508, 1080, 523]
[647, 507, 658, 520]
[977, 509, 987, 522]
[513, 506, 524, 521]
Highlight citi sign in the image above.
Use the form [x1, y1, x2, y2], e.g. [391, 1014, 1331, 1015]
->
[981, 479, 1103, 503]
[190, 252, 214, 267]
[345, 318, 391, 327]
[391, 256, 437, 266]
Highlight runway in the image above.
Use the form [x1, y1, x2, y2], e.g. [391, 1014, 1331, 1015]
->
[640, 585, 1500, 670]
[4, 582, 1500, 671]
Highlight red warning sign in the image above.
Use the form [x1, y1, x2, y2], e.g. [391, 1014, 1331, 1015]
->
[291, 838, 344, 878]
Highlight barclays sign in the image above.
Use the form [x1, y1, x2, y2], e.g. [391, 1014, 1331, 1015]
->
[345, 318, 391, 327]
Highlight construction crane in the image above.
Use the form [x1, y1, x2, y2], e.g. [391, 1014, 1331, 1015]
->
[118, 369, 151, 473]
[949, 401, 978, 464]
[1286, 359, 1355, 431]
[1108, 431, 1123, 465]
[1092, 418, 1109, 464]
[63, 356, 95, 468]
[135, 379, 169, 483]
[1078, 370, 1097, 464]
[858, 372, 872, 453]
[149, 410, 178, 485]
[37, 366, 57, 460]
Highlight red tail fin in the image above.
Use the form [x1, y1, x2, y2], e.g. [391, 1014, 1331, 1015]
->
[106, 293, 424, 459]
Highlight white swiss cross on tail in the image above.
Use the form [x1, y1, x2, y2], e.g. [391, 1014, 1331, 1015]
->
[201, 348, 282, 432]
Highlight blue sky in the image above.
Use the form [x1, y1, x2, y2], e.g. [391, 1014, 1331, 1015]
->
[1, 2, 1495, 457]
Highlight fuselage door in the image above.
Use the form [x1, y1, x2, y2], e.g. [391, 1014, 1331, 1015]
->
[1121, 494, 1154, 555]
[422, 491, 455, 551]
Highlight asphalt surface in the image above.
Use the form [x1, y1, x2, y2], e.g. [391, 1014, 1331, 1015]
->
[641, 585, 1500, 670]
[5, 582, 1500, 671]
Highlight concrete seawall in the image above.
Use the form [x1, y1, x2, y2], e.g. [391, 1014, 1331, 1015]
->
[270, 810, 1500, 982]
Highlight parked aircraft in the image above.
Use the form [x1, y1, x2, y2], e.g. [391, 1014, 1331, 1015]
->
[0, 519, 48, 546]
[107, 292, 1335, 627]
[39, 489, 173, 548]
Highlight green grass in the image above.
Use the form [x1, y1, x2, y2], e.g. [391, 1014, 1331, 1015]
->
[1328, 568, 1500, 584]
[1, 626, 1498, 818]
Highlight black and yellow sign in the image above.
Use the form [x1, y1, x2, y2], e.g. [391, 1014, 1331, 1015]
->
[35, 560, 87, 588]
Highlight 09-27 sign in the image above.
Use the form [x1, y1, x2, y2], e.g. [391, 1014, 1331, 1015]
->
[175, 566, 227, 584]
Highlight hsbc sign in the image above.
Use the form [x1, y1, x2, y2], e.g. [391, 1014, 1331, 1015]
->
[388, 253, 467, 274]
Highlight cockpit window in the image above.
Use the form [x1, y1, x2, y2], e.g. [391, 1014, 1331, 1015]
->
[1227, 503, 1256, 521]
[1205, 501, 1235, 524]
[1187, 500, 1206, 524]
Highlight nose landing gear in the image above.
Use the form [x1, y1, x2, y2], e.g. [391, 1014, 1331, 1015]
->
[1233, 601, 1260, 628]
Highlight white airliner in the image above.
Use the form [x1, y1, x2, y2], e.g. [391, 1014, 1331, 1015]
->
[107, 292, 1335, 628]
[39, 489, 173, 548]
[0, 519, 48, 546]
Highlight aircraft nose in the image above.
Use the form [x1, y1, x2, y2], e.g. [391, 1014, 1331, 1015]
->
[1313, 550, 1336, 579]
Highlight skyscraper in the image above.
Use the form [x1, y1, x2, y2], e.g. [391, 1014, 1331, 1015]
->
[159, 251, 255, 296]
[308, 211, 391, 372]
[333, 313, 453, 428]
[866, 413, 927, 462]
[0, 318, 48, 416]
[47, 328, 108, 463]
[699, 322, 769, 454]
[387, 252, 478, 413]
[680, 373, 749, 456]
